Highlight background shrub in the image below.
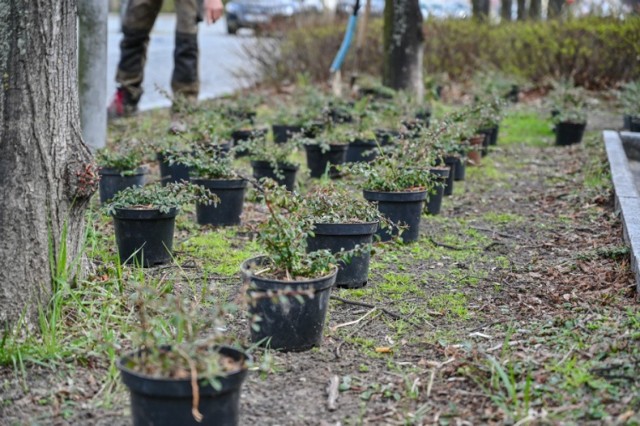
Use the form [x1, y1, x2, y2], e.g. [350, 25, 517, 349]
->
[245, 17, 640, 89]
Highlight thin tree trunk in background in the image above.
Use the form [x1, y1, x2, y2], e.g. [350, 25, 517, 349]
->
[472, 0, 491, 20]
[529, 0, 541, 19]
[0, 0, 96, 326]
[382, 0, 424, 99]
[548, 0, 564, 18]
[517, 0, 527, 20]
[501, 0, 513, 21]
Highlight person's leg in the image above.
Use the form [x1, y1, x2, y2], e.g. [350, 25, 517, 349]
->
[172, 0, 201, 108]
[111, 0, 163, 116]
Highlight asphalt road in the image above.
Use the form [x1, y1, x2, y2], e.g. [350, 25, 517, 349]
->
[107, 14, 257, 111]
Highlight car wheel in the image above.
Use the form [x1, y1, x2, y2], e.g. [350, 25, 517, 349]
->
[227, 22, 239, 35]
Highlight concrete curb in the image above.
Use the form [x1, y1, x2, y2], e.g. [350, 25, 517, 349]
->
[604, 130, 640, 293]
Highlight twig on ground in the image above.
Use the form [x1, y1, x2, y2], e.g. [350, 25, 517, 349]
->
[484, 241, 506, 251]
[330, 307, 377, 332]
[486, 340, 524, 352]
[428, 236, 472, 251]
[335, 314, 380, 359]
[326, 375, 339, 411]
[330, 296, 403, 321]
[556, 344, 577, 367]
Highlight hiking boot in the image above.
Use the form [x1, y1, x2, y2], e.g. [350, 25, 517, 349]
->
[107, 87, 138, 119]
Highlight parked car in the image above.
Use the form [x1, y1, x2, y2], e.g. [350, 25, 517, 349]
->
[225, 0, 323, 34]
[421, 0, 470, 19]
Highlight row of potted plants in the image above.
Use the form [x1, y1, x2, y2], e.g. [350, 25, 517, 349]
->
[105, 88, 509, 425]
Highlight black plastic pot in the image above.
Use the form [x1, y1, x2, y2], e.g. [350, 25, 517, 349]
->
[453, 157, 466, 181]
[241, 256, 337, 352]
[304, 144, 348, 178]
[630, 117, 640, 132]
[623, 114, 631, 130]
[99, 167, 146, 203]
[118, 346, 249, 426]
[251, 161, 298, 191]
[478, 128, 492, 157]
[426, 168, 449, 215]
[555, 121, 587, 146]
[112, 208, 177, 267]
[363, 189, 428, 243]
[157, 152, 192, 186]
[307, 222, 378, 289]
[193, 179, 247, 226]
[435, 156, 457, 196]
[272, 124, 303, 144]
[346, 139, 378, 163]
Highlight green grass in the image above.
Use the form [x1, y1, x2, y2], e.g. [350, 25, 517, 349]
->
[499, 110, 554, 148]
[179, 228, 260, 276]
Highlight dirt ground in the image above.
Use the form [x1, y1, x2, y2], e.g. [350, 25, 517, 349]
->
[0, 102, 638, 425]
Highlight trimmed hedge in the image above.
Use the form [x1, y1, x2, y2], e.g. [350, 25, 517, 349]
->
[246, 17, 640, 89]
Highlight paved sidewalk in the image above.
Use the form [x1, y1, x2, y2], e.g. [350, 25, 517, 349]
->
[107, 14, 257, 110]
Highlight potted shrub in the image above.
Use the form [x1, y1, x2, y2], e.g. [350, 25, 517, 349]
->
[474, 97, 505, 156]
[118, 285, 249, 426]
[345, 98, 382, 163]
[549, 82, 588, 146]
[157, 118, 234, 185]
[183, 147, 247, 227]
[343, 153, 436, 243]
[298, 126, 349, 179]
[105, 182, 218, 267]
[270, 102, 317, 144]
[240, 134, 300, 191]
[303, 184, 389, 289]
[241, 181, 338, 351]
[426, 166, 449, 215]
[96, 148, 146, 203]
[619, 81, 640, 130]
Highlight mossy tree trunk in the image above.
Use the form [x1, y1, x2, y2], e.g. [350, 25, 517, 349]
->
[0, 0, 96, 326]
[382, 0, 424, 99]
[501, 0, 513, 21]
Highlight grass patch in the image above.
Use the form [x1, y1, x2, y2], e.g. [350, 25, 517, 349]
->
[499, 110, 554, 148]
[428, 292, 469, 319]
[179, 228, 260, 276]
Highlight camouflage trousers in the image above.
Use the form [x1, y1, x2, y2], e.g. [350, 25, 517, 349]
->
[116, 0, 202, 105]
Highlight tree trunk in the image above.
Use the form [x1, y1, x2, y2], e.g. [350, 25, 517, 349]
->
[472, 0, 491, 20]
[529, 0, 541, 20]
[548, 0, 564, 18]
[382, 0, 424, 99]
[517, 0, 527, 20]
[501, 0, 513, 21]
[0, 0, 96, 326]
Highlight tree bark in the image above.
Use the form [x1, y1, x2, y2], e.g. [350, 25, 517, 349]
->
[0, 0, 96, 326]
[382, 0, 424, 99]
[501, 0, 513, 21]
[472, 0, 491, 20]
[529, 0, 541, 20]
[548, 0, 564, 18]
[517, 0, 527, 20]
